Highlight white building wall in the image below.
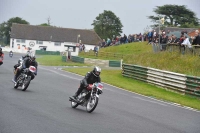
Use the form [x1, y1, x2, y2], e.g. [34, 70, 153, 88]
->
[10, 38, 80, 56]
[84, 44, 96, 52]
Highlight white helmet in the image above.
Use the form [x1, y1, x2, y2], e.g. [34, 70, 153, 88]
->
[92, 66, 101, 77]
[30, 54, 36, 61]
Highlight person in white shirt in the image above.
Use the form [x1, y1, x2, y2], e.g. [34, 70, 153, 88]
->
[153, 30, 156, 37]
[181, 35, 192, 48]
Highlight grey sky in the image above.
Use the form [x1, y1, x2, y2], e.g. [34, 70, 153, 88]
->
[0, 0, 200, 35]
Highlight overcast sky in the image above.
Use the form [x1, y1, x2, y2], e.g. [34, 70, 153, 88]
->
[0, 0, 200, 35]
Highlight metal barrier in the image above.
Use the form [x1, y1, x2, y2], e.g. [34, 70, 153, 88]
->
[69, 56, 121, 67]
[166, 44, 199, 55]
[147, 67, 186, 93]
[186, 76, 200, 97]
[62, 56, 67, 62]
[122, 64, 148, 82]
[71, 56, 84, 63]
[35, 50, 60, 55]
[109, 60, 121, 67]
[122, 63, 200, 97]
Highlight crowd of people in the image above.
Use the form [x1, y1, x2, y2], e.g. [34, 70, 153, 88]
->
[147, 29, 200, 51]
[97, 28, 200, 53]
[99, 33, 145, 48]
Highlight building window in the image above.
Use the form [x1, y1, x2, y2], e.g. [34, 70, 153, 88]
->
[36, 40, 43, 44]
[21, 39, 26, 43]
[16, 39, 26, 43]
[54, 42, 61, 46]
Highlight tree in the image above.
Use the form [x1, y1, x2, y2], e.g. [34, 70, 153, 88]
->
[148, 5, 199, 27]
[92, 10, 123, 39]
[0, 17, 29, 44]
[39, 23, 51, 26]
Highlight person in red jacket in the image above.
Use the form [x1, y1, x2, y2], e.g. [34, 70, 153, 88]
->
[0, 48, 4, 65]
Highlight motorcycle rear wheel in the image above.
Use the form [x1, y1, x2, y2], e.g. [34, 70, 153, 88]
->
[86, 96, 99, 113]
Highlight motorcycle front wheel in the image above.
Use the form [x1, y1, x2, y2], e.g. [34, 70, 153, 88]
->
[14, 74, 23, 89]
[22, 78, 31, 91]
[71, 101, 79, 108]
[86, 96, 99, 113]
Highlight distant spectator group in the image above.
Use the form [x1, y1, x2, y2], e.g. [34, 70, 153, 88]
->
[146, 29, 200, 52]
[99, 33, 146, 48]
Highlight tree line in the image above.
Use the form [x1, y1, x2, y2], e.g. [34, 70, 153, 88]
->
[0, 4, 199, 45]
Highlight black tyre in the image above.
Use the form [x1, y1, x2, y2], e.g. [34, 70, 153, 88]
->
[22, 78, 31, 91]
[71, 101, 79, 108]
[86, 96, 99, 113]
[14, 75, 23, 89]
[14, 82, 19, 89]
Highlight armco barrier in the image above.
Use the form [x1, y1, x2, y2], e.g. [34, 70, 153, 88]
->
[71, 56, 84, 63]
[122, 63, 200, 97]
[109, 60, 121, 67]
[70, 56, 121, 67]
[186, 76, 200, 97]
[147, 67, 186, 93]
[122, 64, 148, 82]
[62, 56, 67, 62]
[36, 50, 60, 55]
[84, 58, 109, 67]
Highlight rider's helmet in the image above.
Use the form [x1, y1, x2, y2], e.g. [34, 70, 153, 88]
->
[92, 66, 101, 77]
[30, 54, 36, 62]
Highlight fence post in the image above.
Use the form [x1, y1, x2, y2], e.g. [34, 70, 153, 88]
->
[121, 59, 123, 69]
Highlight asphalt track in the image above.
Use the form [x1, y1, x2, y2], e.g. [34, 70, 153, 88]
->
[0, 53, 200, 133]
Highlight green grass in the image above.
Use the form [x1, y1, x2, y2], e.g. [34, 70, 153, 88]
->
[36, 55, 91, 66]
[63, 67, 200, 110]
[79, 42, 200, 76]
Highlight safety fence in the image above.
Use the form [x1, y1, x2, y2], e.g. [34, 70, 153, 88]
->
[80, 51, 129, 59]
[62, 56, 122, 67]
[122, 63, 200, 97]
[152, 43, 200, 56]
[35, 50, 60, 55]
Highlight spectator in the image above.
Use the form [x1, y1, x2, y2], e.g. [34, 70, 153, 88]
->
[82, 44, 85, 51]
[102, 39, 106, 47]
[173, 36, 179, 44]
[93, 45, 99, 56]
[160, 34, 168, 51]
[182, 35, 192, 48]
[123, 34, 127, 43]
[106, 38, 111, 46]
[147, 30, 152, 44]
[192, 30, 200, 45]
[120, 36, 124, 44]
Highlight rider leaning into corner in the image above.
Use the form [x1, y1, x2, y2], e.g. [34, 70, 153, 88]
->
[0, 47, 4, 65]
[13, 54, 38, 82]
[71, 66, 101, 99]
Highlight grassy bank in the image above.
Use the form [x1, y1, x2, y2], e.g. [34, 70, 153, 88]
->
[36, 55, 91, 66]
[79, 42, 200, 76]
[63, 67, 200, 110]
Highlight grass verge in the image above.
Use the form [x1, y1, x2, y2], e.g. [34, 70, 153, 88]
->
[63, 67, 200, 110]
[36, 55, 91, 66]
[79, 42, 200, 76]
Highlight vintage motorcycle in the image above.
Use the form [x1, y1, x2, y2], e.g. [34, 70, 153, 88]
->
[0, 56, 3, 65]
[13, 66, 36, 91]
[9, 52, 13, 58]
[69, 82, 103, 113]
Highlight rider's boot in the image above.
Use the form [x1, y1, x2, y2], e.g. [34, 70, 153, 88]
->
[72, 87, 82, 99]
